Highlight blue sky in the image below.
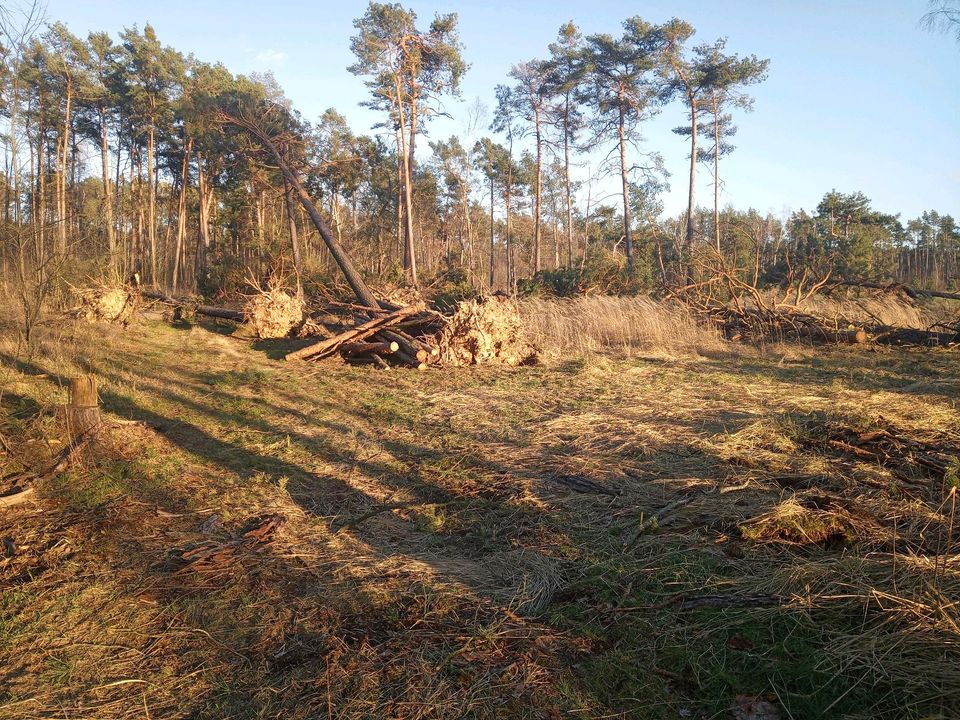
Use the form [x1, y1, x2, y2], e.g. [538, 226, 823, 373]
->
[47, 0, 959, 221]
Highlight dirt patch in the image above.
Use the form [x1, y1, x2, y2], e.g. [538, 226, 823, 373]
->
[439, 295, 538, 366]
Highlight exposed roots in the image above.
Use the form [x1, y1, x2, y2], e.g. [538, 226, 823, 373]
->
[439, 295, 538, 367]
[243, 286, 305, 339]
[72, 284, 139, 324]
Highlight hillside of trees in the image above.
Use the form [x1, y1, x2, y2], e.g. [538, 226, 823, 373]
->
[1, 2, 957, 316]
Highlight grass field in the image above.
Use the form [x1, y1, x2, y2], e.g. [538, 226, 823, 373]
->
[1, 309, 958, 719]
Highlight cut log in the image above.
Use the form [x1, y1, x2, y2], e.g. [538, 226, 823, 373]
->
[393, 349, 428, 370]
[793, 327, 868, 344]
[285, 305, 422, 362]
[868, 327, 958, 346]
[377, 330, 429, 362]
[341, 341, 399, 357]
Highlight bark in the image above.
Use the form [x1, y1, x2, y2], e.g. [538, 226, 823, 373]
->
[147, 124, 157, 282]
[56, 78, 72, 256]
[563, 93, 574, 267]
[66, 374, 101, 441]
[489, 177, 495, 288]
[714, 106, 721, 255]
[393, 70, 417, 286]
[195, 151, 211, 288]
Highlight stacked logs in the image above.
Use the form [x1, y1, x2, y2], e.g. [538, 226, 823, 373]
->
[285, 304, 446, 369]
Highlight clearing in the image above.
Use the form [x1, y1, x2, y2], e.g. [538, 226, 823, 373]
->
[1, 313, 958, 719]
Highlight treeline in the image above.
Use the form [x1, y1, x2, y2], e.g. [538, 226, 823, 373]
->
[0, 1, 956, 313]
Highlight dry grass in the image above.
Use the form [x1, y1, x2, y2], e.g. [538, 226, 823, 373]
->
[519, 295, 725, 358]
[1, 307, 958, 719]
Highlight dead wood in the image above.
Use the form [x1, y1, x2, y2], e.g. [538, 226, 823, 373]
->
[341, 341, 399, 357]
[142, 290, 245, 321]
[831, 280, 960, 303]
[0, 431, 98, 509]
[285, 304, 423, 361]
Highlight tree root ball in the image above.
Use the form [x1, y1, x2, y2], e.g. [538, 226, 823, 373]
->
[74, 286, 138, 324]
[439, 295, 538, 366]
[243, 289, 305, 339]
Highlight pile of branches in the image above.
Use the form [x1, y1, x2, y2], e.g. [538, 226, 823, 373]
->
[805, 421, 960, 486]
[672, 264, 958, 347]
[673, 270, 868, 344]
[286, 303, 445, 369]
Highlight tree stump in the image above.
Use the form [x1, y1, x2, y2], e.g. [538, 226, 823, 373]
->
[66, 374, 101, 440]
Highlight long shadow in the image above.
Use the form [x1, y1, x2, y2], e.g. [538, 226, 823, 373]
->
[6, 330, 944, 718]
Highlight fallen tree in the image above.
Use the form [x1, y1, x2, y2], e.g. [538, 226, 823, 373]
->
[143, 290, 245, 322]
[830, 280, 960, 303]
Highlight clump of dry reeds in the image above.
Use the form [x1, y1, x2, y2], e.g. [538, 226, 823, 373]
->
[519, 295, 725, 358]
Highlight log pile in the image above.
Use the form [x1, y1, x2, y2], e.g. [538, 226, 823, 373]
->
[284, 294, 539, 369]
[286, 304, 445, 369]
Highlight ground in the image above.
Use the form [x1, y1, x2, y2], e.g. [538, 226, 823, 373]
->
[1, 313, 958, 719]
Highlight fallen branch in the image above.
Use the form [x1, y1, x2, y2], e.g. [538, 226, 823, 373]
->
[0, 431, 98, 509]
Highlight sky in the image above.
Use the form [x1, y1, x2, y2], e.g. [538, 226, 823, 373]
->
[44, 0, 960, 222]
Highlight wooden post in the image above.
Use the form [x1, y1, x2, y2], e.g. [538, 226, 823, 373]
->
[66, 375, 101, 440]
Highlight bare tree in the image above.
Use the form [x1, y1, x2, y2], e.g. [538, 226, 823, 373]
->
[921, 0, 960, 43]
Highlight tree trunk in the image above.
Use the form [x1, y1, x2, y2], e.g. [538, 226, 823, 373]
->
[100, 108, 116, 269]
[563, 95, 574, 267]
[148, 124, 157, 283]
[66, 375, 101, 441]
[195, 152, 210, 289]
[713, 106, 721, 255]
[172, 137, 191, 293]
[234, 121, 380, 309]
[533, 106, 543, 273]
[685, 97, 698, 251]
[394, 74, 417, 286]
[618, 102, 633, 267]
[57, 79, 72, 256]
[284, 176, 302, 275]
[489, 177, 495, 289]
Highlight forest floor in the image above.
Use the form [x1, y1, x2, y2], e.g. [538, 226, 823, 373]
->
[1, 312, 959, 719]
